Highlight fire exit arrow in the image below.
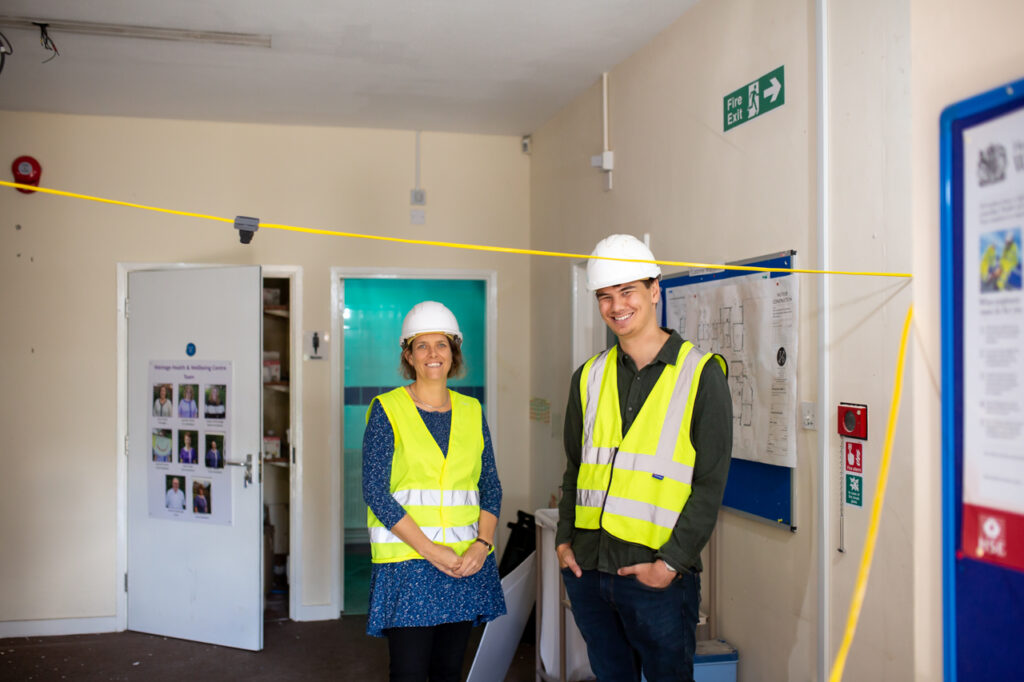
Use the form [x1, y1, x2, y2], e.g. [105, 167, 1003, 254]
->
[723, 65, 785, 131]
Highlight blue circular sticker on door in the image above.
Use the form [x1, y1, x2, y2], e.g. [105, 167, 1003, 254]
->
[186, 343, 196, 357]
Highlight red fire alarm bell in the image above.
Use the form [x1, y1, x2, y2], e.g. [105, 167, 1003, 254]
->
[11, 155, 42, 193]
[837, 402, 868, 440]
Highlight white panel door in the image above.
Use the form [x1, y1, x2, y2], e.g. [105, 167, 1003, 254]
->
[127, 266, 263, 650]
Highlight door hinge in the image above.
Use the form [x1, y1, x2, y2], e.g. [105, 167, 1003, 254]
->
[123, 297, 130, 319]
[124, 572, 128, 592]
[124, 434, 130, 456]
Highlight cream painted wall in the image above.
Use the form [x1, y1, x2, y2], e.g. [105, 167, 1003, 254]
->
[0, 112, 530, 622]
[530, 0, 914, 680]
[910, 2, 1024, 679]
[826, 1, 913, 680]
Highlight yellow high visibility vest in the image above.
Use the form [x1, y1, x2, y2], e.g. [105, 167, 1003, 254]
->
[575, 342, 726, 550]
[367, 387, 484, 563]
[998, 240, 1019, 290]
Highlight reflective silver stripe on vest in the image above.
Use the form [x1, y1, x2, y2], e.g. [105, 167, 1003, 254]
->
[652, 347, 704, 465]
[392, 489, 480, 507]
[576, 488, 607, 509]
[445, 523, 480, 543]
[582, 349, 612, 456]
[369, 522, 479, 545]
[603, 495, 680, 530]
[583, 447, 616, 467]
[612, 449, 694, 484]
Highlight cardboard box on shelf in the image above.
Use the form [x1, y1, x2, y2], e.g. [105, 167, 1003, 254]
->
[263, 360, 281, 383]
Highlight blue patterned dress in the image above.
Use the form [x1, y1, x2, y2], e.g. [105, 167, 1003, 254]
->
[362, 398, 507, 637]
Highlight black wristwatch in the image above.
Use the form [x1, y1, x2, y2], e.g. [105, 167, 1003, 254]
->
[474, 537, 493, 550]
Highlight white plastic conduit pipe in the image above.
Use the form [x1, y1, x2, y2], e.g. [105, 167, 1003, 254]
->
[816, 0, 832, 679]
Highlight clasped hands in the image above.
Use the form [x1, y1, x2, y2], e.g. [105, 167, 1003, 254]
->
[556, 542, 677, 589]
[426, 541, 488, 578]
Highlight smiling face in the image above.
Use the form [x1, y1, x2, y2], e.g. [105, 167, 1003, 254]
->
[595, 279, 660, 341]
[171, 478, 180, 491]
[184, 386, 193, 401]
[183, 433, 192, 448]
[158, 385, 168, 402]
[403, 333, 453, 382]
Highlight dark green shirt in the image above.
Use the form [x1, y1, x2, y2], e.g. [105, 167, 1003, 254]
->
[555, 329, 733, 574]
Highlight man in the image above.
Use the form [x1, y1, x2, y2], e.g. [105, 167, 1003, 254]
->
[165, 477, 186, 511]
[556, 234, 733, 682]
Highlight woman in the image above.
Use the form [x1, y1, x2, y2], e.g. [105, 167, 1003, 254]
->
[178, 385, 199, 418]
[204, 386, 226, 419]
[193, 484, 209, 514]
[179, 432, 197, 464]
[153, 385, 172, 417]
[363, 301, 505, 682]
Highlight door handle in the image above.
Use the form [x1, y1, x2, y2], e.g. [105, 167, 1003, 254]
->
[225, 453, 253, 487]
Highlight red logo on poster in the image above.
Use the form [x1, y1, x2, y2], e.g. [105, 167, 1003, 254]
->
[844, 441, 863, 474]
[977, 514, 1007, 559]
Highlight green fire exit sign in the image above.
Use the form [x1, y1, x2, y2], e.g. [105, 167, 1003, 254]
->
[724, 65, 785, 131]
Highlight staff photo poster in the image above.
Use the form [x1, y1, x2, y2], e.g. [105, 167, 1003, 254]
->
[147, 360, 233, 525]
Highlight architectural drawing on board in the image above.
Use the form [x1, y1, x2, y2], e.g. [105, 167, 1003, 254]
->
[685, 301, 755, 439]
[664, 269, 798, 468]
[731, 361, 754, 427]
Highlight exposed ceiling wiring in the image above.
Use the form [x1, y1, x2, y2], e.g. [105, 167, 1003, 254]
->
[33, 22, 59, 63]
[0, 16, 270, 48]
[0, 30, 11, 76]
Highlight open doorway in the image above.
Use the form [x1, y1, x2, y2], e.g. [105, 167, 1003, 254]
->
[334, 269, 496, 615]
[261, 267, 302, 623]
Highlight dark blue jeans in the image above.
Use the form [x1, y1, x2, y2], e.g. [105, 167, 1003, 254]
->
[561, 568, 700, 682]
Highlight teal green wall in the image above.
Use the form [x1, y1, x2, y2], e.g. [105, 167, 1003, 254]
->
[342, 278, 486, 533]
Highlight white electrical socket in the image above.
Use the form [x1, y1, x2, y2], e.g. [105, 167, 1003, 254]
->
[410, 209, 425, 225]
[801, 401, 816, 430]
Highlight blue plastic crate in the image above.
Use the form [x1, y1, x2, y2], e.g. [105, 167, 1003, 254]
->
[695, 639, 738, 682]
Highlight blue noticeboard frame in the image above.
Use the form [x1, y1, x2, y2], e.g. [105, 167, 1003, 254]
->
[660, 251, 795, 531]
[940, 77, 1024, 682]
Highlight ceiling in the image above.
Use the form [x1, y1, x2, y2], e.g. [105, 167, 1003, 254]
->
[0, 1, 697, 135]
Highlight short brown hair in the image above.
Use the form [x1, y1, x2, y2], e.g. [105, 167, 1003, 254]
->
[399, 335, 465, 380]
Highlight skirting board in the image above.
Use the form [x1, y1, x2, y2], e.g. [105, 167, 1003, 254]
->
[291, 603, 341, 622]
[0, 616, 120, 638]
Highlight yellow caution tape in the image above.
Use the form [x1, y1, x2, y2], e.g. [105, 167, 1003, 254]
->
[1, 180, 912, 278]
[829, 304, 913, 682]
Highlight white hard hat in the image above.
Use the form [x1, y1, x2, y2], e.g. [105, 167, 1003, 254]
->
[586, 234, 662, 291]
[400, 301, 462, 347]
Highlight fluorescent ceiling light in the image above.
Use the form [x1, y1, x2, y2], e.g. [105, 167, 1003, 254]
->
[0, 16, 271, 48]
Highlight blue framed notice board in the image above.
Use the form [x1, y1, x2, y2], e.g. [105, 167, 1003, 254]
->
[940, 76, 1024, 682]
[660, 251, 796, 530]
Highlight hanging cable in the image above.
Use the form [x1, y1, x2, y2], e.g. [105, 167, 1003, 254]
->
[33, 22, 59, 63]
[0, 31, 12, 76]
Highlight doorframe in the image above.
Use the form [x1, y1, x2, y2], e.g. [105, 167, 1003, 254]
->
[262, 265, 305, 621]
[330, 267, 498, 613]
[115, 262, 307, 629]
[571, 261, 606, 367]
